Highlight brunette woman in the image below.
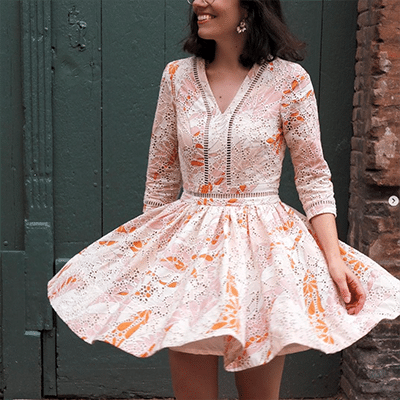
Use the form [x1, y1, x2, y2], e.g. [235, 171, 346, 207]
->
[49, 1, 400, 399]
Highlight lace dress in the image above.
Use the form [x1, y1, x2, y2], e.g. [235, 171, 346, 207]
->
[48, 57, 400, 372]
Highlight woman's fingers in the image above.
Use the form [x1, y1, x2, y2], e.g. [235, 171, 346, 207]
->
[329, 263, 366, 315]
[329, 266, 351, 303]
[336, 275, 351, 304]
[346, 273, 366, 315]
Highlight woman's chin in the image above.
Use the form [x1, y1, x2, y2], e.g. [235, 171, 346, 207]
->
[197, 28, 215, 41]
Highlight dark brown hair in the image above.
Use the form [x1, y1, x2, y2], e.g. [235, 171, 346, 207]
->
[183, 0, 306, 68]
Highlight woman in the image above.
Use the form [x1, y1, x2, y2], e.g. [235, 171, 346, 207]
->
[48, 1, 400, 399]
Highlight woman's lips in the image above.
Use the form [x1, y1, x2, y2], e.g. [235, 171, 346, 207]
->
[197, 14, 215, 24]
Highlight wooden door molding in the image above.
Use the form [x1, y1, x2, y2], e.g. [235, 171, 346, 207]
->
[22, 0, 54, 330]
[1, 1, 56, 398]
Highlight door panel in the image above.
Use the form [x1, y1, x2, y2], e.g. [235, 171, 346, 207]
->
[318, 0, 358, 239]
[53, 0, 103, 259]
[102, 0, 166, 231]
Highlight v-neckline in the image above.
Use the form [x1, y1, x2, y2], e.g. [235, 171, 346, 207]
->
[198, 58, 258, 116]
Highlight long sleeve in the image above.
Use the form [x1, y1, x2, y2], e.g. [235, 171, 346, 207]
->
[281, 66, 336, 220]
[143, 63, 182, 212]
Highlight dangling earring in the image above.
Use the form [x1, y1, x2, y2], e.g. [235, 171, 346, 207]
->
[236, 19, 247, 34]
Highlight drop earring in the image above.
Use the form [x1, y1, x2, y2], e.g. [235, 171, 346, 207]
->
[236, 19, 247, 34]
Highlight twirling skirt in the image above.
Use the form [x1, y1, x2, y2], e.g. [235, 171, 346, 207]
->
[48, 192, 400, 371]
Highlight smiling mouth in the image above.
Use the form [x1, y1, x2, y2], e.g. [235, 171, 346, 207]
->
[197, 14, 215, 22]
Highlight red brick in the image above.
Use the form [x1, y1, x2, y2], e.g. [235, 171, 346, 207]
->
[373, 75, 400, 91]
[353, 90, 364, 107]
[345, 2, 400, 398]
[377, 24, 400, 42]
[370, 52, 393, 74]
[371, 105, 400, 121]
[358, 0, 369, 14]
[369, 232, 400, 262]
[351, 137, 365, 152]
[355, 60, 365, 76]
[358, 9, 380, 27]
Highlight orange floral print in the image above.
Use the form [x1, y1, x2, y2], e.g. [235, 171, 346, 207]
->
[99, 240, 117, 246]
[267, 130, 284, 155]
[208, 271, 241, 333]
[130, 240, 144, 253]
[191, 160, 204, 167]
[104, 310, 151, 348]
[168, 61, 179, 79]
[200, 183, 213, 193]
[48, 275, 78, 300]
[303, 271, 334, 344]
[116, 225, 127, 233]
[160, 256, 189, 271]
[340, 246, 369, 278]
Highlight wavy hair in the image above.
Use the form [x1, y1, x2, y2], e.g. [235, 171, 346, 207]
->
[183, 0, 306, 68]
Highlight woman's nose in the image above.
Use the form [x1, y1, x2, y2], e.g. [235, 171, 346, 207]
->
[192, 0, 207, 6]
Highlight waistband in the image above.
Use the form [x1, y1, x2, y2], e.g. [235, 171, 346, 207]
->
[181, 190, 280, 206]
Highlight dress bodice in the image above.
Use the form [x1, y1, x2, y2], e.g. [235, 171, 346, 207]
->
[144, 57, 336, 220]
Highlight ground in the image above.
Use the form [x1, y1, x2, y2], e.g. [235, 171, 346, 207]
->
[49, 395, 348, 400]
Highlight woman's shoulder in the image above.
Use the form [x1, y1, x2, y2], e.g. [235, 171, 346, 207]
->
[268, 58, 310, 81]
[163, 56, 195, 77]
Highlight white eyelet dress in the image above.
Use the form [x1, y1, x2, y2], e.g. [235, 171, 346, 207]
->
[48, 57, 400, 372]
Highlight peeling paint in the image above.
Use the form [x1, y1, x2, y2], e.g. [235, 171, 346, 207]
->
[378, 51, 392, 73]
[68, 6, 87, 51]
[373, 127, 398, 169]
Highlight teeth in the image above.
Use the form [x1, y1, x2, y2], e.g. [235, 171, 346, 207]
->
[198, 14, 214, 21]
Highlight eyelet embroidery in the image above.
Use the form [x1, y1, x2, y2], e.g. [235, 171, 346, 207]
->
[194, 59, 268, 186]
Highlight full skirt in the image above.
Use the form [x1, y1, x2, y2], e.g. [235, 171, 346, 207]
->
[48, 192, 400, 371]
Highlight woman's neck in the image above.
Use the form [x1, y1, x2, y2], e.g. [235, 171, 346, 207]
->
[211, 35, 247, 72]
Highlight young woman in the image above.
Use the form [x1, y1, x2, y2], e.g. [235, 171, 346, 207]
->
[48, 1, 400, 399]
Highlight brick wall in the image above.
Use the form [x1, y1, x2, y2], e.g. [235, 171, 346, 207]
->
[343, 0, 400, 398]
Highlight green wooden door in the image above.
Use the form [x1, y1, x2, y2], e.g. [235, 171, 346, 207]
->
[1, 0, 357, 398]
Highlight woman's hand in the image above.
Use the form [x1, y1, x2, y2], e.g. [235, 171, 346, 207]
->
[309, 213, 367, 315]
[327, 258, 366, 315]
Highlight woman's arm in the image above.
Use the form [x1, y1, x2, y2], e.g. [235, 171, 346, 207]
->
[281, 64, 365, 314]
[280, 66, 336, 221]
[143, 63, 182, 212]
[310, 213, 366, 315]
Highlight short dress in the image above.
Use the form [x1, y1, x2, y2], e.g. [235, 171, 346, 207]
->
[48, 57, 400, 372]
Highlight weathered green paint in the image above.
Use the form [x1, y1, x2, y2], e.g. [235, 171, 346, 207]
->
[21, 0, 53, 222]
[0, 0, 21, 394]
[0, 0, 357, 398]
[318, 0, 358, 240]
[102, 0, 166, 231]
[52, 0, 102, 258]
[1, 0, 55, 396]
[43, 329, 57, 396]
[25, 221, 54, 330]
[21, 0, 53, 350]
[0, 0, 25, 253]
[0, 258, 2, 395]
[166, 1, 190, 64]
[1, 252, 42, 399]
[1, 0, 33, 397]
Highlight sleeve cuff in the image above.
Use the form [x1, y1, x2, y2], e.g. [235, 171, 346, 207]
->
[305, 201, 337, 221]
